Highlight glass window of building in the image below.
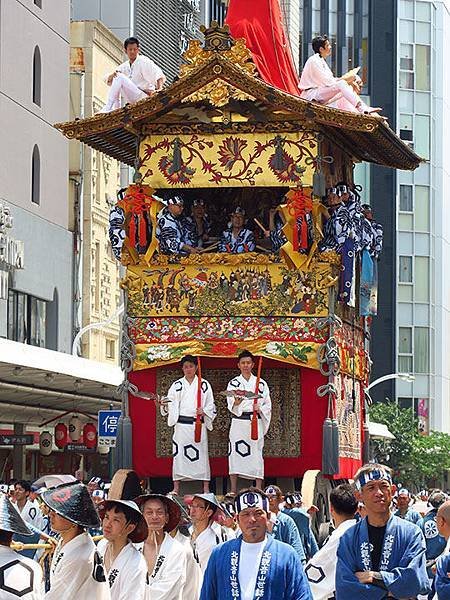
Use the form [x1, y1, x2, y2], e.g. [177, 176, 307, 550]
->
[414, 327, 429, 373]
[399, 0, 414, 19]
[399, 43, 414, 89]
[399, 114, 413, 143]
[414, 186, 430, 231]
[399, 256, 413, 283]
[414, 256, 429, 302]
[415, 45, 430, 91]
[416, 1, 431, 21]
[414, 115, 430, 160]
[400, 185, 413, 212]
[7, 291, 47, 347]
[398, 327, 413, 372]
[31, 145, 40, 205]
[32, 46, 41, 106]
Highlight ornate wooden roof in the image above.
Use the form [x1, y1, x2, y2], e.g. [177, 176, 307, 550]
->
[55, 23, 421, 171]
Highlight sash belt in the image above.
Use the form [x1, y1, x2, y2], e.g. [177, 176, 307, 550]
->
[232, 412, 261, 420]
[177, 415, 204, 425]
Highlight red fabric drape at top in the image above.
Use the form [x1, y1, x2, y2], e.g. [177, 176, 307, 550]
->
[225, 0, 300, 96]
[128, 360, 362, 480]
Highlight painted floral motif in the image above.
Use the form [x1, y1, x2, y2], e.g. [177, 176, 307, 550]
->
[140, 132, 317, 187]
[129, 316, 327, 345]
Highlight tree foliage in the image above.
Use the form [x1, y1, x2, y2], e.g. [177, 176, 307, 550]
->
[369, 401, 450, 489]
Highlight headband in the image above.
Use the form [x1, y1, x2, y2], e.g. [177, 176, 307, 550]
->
[354, 468, 392, 491]
[167, 195, 184, 206]
[235, 491, 269, 514]
[285, 493, 302, 505]
[264, 486, 279, 497]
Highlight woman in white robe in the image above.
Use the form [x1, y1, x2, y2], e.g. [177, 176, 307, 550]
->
[165, 355, 216, 494]
[227, 351, 271, 494]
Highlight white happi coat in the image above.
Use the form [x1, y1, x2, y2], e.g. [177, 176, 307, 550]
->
[227, 374, 271, 480]
[0, 545, 43, 599]
[305, 518, 357, 600]
[17, 499, 46, 532]
[138, 533, 186, 600]
[97, 538, 147, 600]
[174, 530, 201, 600]
[45, 532, 111, 600]
[191, 523, 225, 574]
[166, 376, 216, 482]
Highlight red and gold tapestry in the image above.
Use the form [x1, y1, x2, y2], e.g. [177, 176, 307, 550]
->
[139, 131, 317, 188]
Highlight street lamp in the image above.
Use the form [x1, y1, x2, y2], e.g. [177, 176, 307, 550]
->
[366, 372, 415, 392]
[365, 372, 415, 406]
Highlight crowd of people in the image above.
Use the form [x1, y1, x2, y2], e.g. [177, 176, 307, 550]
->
[0, 467, 449, 599]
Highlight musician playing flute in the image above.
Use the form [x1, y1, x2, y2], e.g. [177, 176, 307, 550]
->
[226, 350, 272, 495]
[164, 355, 216, 495]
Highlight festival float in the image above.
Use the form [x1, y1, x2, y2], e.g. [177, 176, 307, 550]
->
[55, 19, 421, 530]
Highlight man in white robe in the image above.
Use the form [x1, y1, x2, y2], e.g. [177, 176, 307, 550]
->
[299, 35, 380, 115]
[0, 492, 42, 599]
[42, 482, 111, 600]
[305, 484, 357, 599]
[97, 499, 148, 600]
[101, 37, 165, 113]
[136, 494, 186, 600]
[13, 480, 46, 558]
[164, 355, 216, 495]
[189, 493, 225, 575]
[227, 350, 271, 495]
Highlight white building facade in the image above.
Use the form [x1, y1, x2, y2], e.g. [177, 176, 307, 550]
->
[395, 0, 450, 433]
[0, 0, 73, 352]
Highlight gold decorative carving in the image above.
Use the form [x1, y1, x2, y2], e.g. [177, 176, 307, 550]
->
[155, 367, 301, 458]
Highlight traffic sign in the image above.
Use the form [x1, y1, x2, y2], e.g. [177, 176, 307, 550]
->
[98, 410, 121, 448]
[0, 435, 34, 445]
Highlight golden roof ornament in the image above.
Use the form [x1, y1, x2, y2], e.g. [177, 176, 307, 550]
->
[179, 21, 257, 107]
[201, 21, 235, 52]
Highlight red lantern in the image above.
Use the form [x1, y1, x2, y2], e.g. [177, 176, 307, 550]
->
[83, 422, 97, 449]
[54, 423, 68, 449]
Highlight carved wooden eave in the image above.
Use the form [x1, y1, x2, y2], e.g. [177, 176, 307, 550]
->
[55, 40, 422, 171]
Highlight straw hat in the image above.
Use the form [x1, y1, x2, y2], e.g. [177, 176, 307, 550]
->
[41, 482, 100, 529]
[99, 499, 148, 543]
[135, 494, 181, 533]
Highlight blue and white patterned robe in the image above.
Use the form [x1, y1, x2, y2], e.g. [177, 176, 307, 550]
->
[219, 228, 256, 253]
[156, 208, 190, 255]
[270, 511, 306, 562]
[282, 507, 318, 560]
[336, 515, 431, 599]
[200, 535, 312, 600]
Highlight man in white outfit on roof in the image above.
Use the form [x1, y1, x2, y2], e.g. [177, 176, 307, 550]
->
[101, 37, 165, 113]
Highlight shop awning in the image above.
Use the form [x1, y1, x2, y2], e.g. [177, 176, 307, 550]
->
[0, 339, 122, 424]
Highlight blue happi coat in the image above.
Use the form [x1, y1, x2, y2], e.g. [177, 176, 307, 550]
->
[418, 509, 447, 576]
[200, 535, 312, 600]
[282, 508, 319, 559]
[336, 515, 430, 599]
[436, 552, 450, 599]
[271, 511, 306, 562]
[394, 507, 422, 525]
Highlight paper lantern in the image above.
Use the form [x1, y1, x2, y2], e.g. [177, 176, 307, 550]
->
[54, 422, 68, 449]
[69, 415, 82, 442]
[39, 431, 52, 456]
[83, 422, 97, 449]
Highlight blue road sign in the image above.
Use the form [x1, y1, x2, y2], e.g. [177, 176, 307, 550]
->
[98, 410, 122, 438]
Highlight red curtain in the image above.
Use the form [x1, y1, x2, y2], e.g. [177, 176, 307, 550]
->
[128, 361, 358, 479]
[225, 0, 300, 96]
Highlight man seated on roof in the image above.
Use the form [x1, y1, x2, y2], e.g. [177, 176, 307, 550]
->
[299, 35, 381, 116]
[101, 36, 166, 113]
[218, 207, 256, 253]
[156, 195, 200, 256]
